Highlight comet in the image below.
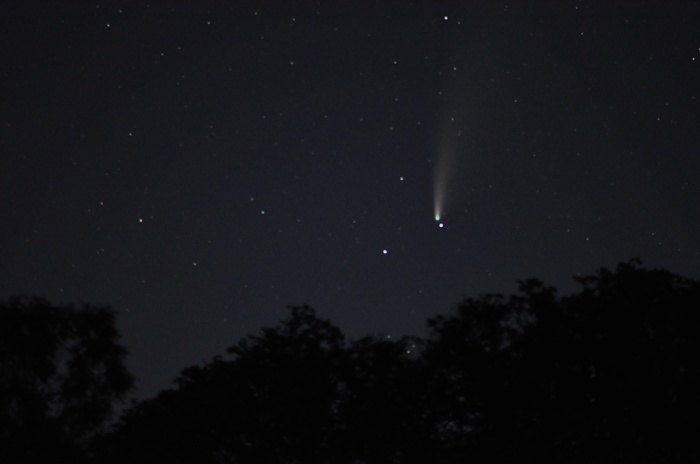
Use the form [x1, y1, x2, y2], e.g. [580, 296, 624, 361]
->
[432, 115, 459, 223]
[433, 76, 470, 224]
[433, 97, 465, 224]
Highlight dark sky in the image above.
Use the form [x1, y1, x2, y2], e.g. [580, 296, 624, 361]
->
[2, 1, 699, 399]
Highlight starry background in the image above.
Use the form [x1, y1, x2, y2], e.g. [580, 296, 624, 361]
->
[1, 1, 699, 400]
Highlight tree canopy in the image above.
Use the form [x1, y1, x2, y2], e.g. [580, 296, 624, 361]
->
[4, 261, 698, 463]
[423, 259, 699, 462]
[0, 296, 134, 463]
[96, 260, 699, 463]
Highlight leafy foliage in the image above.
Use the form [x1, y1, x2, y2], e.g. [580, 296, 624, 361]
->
[94, 261, 700, 463]
[0, 296, 134, 463]
[424, 259, 700, 462]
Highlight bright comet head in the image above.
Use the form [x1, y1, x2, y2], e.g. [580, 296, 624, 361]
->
[435, 214, 440, 221]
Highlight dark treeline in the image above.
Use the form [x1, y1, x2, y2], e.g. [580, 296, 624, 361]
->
[2, 259, 699, 463]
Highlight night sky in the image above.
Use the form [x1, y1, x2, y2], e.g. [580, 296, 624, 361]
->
[2, 1, 699, 400]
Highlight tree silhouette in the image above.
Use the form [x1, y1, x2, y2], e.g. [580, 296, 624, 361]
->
[98, 305, 348, 463]
[424, 259, 700, 462]
[337, 334, 435, 464]
[100, 307, 437, 464]
[96, 260, 699, 463]
[0, 296, 134, 463]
